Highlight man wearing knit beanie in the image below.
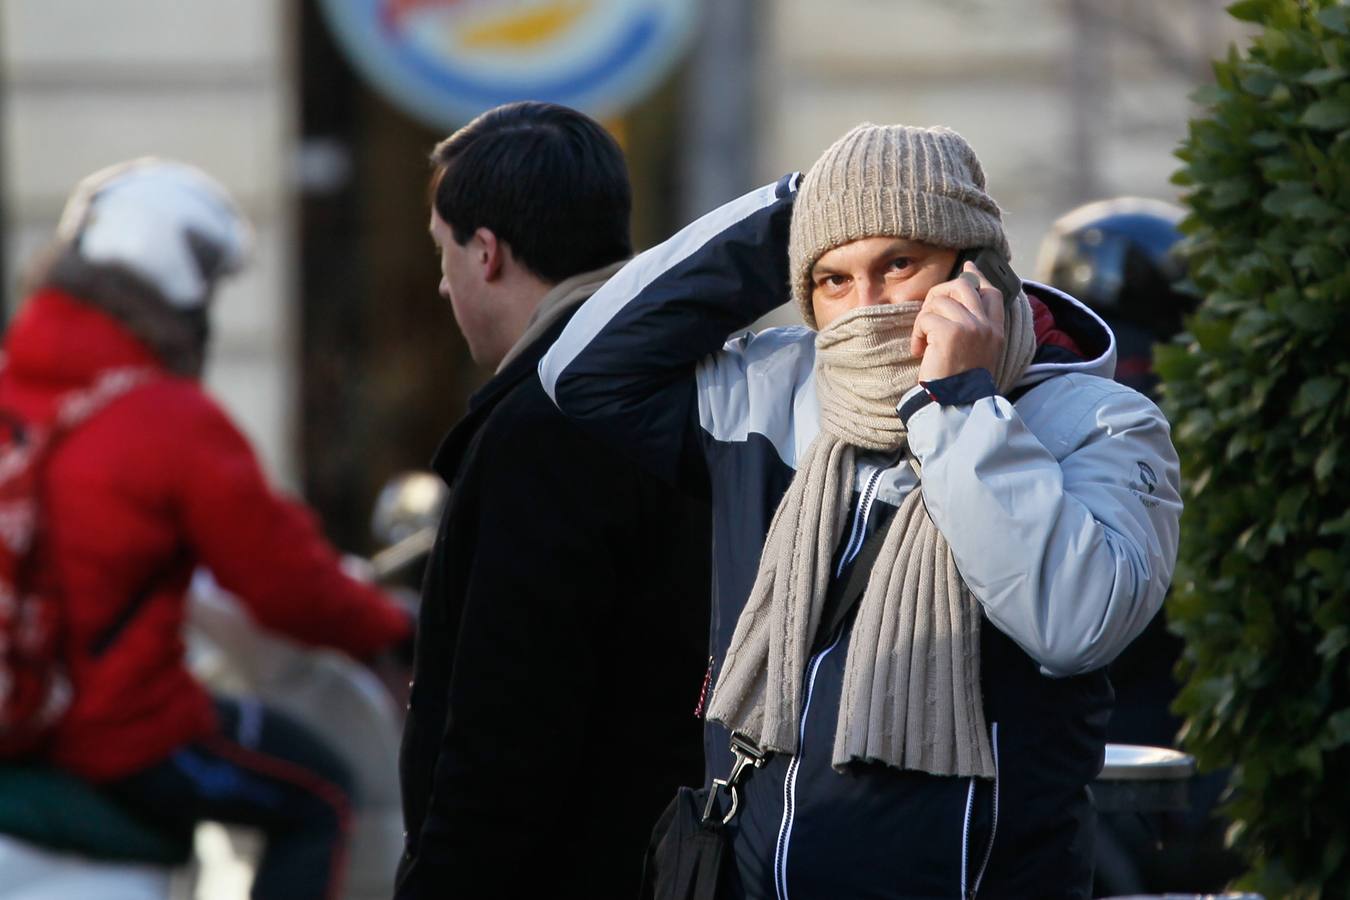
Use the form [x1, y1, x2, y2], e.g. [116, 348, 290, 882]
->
[543, 123, 1181, 898]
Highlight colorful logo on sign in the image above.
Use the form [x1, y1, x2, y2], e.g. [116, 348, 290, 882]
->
[319, 0, 698, 127]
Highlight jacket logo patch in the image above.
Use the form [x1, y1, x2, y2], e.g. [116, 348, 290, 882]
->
[1128, 460, 1160, 508]
[1135, 461, 1157, 494]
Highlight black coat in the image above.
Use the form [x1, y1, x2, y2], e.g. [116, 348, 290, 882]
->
[395, 308, 711, 898]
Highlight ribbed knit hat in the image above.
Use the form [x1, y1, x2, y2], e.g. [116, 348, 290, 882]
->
[789, 124, 1010, 328]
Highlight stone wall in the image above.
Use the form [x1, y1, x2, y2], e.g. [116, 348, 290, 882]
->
[757, 0, 1252, 273]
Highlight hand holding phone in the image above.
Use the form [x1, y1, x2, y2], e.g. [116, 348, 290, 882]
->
[912, 246, 1020, 382]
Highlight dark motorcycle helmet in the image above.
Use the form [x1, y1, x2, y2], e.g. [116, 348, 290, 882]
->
[1034, 197, 1195, 398]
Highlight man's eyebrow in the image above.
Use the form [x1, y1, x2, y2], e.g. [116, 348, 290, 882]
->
[811, 239, 921, 277]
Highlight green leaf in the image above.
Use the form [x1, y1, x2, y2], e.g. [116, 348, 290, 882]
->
[1305, 549, 1341, 579]
[1241, 67, 1282, 97]
[1314, 440, 1340, 482]
[1319, 508, 1350, 536]
[1191, 317, 1234, 353]
[1259, 27, 1291, 59]
[1290, 194, 1340, 220]
[1209, 177, 1253, 209]
[1228, 0, 1275, 24]
[1313, 596, 1347, 629]
[1317, 627, 1350, 662]
[1300, 97, 1350, 130]
[1249, 129, 1287, 148]
[1326, 709, 1350, 747]
[1262, 181, 1316, 215]
[1301, 67, 1348, 87]
[1293, 376, 1342, 416]
[1292, 244, 1342, 277]
[1274, 487, 1308, 524]
[1236, 522, 1260, 552]
[1284, 298, 1338, 332]
[1259, 153, 1305, 181]
[1318, 5, 1350, 36]
[1295, 743, 1323, 781]
[1191, 82, 1228, 109]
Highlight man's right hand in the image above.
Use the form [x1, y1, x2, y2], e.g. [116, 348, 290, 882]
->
[912, 262, 1006, 383]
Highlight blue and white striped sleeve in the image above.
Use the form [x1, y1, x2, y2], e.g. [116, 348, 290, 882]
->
[539, 175, 799, 485]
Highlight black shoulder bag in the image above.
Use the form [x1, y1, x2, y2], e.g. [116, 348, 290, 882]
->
[639, 521, 890, 900]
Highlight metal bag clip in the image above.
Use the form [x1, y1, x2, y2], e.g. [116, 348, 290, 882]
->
[702, 732, 769, 826]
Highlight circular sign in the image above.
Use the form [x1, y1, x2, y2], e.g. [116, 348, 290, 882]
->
[319, 0, 699, 128]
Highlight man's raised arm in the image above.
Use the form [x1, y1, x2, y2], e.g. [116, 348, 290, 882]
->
[539, 175, 798, 484]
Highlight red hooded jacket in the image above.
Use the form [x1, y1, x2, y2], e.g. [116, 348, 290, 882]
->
[0, 289, 410, 781]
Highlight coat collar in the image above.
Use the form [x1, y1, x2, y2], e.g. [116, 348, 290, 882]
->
[430, 305, 578, 483]
[3, 289, 165, 388]
[493, 260, 625, 374]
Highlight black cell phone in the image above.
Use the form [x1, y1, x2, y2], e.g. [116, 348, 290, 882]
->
[949, 247, 1022, 310]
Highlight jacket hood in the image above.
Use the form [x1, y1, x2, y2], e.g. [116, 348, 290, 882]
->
[1020, 280, 1117, 384]
[2, 288, 163, 390]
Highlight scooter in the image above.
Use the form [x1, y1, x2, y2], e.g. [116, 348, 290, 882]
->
[0, 471, 446, 900]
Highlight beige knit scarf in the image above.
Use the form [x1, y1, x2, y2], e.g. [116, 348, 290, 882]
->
[707, 292, 1036, 778]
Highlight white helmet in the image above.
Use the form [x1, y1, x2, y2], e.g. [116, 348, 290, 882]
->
[55, 158, 253, 310]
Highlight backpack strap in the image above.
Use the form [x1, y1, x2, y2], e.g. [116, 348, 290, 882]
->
[53, 368, 156, 432]
[39, 367, 160, 659]
[0, 367, 157, 757]
[88, 545, 187, 657]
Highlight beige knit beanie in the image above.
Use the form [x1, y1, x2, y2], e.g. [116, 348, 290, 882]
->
[789, 124, 1010, 328]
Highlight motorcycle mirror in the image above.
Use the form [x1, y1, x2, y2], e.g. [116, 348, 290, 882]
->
[370, 470, 448, 546]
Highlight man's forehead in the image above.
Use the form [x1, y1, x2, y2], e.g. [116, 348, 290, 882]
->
[428, 208, 448, 239]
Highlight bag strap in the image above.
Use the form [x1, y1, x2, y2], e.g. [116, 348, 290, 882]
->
[705, 495, 895, 827]
[814, 513, 891, 653]
[88, 552, 183, 657]
[5, 366, 157, 636]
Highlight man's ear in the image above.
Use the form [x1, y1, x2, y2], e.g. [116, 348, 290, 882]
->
[474, 227, 504, 282]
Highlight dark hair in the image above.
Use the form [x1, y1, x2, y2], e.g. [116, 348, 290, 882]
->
[429, 101, 632, 284]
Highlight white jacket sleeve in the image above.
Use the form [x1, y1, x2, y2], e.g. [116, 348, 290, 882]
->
[905, 374, 1182, 677]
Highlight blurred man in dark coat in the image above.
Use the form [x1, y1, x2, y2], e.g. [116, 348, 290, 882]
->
[395, 101, 711, 898]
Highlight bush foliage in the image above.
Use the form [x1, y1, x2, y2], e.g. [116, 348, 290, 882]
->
[1160, 0, 1350, 895]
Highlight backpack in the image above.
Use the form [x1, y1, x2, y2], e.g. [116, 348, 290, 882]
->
[0, 366, 153, 758]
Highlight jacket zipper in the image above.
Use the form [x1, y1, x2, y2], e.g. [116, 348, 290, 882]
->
[772, 463, 885, 900]
[960, 721, 1001, 899]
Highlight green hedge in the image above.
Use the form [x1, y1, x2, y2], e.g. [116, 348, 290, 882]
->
[1159, 1, 1350, 896]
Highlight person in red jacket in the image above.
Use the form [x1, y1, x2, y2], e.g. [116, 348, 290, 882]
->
[0, 158, 411, 900]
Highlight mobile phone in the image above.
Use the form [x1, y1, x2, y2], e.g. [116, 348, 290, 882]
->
[949, 247, 1022, 310]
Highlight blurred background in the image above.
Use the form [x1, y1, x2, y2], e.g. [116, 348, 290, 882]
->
[0, 0, 1255, 552]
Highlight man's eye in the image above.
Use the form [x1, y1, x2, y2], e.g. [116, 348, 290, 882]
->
[888, 257, 914, 272]
[820, 274, 848, 288]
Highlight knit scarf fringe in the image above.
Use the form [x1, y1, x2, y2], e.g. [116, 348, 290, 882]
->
[707, 292, 1036, 778]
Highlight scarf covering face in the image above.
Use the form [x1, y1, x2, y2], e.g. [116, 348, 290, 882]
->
[706, 289, 1037, 778]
